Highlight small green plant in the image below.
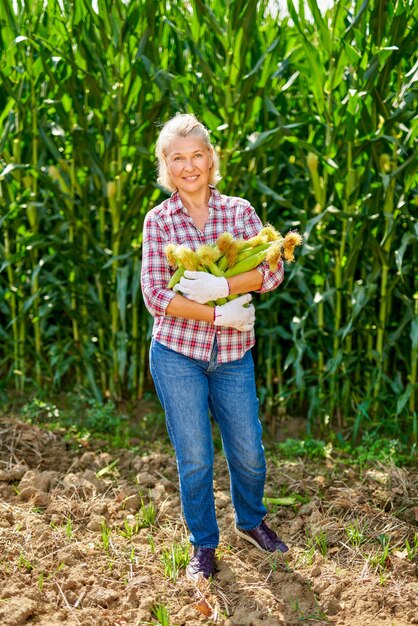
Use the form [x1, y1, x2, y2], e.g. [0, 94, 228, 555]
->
[369, 534, 391, 571]
[65, 517, 73, 540]
[100, 519, 112, 553]
[140, 499, 157, 528]
[300, 546, 315, 567]
[290, 597, 301, 614]
[120, 514, 142, 539]
[20, 398, 60, 424]
[346, 520, 368, 548]
[298, 531, 316, 567]
[84, 398, 126, 434]
[31, 506, 45, 514]
[120, 498, 156, 539]
[314, 530, 328, 557]
[350, 435, 411, 467]
[275, 438, 331, 461]
[0, 560, 11, 575]
[405, 534, 418, 561]
[151, 603, 171, 626]
[160, 542, 190, 582]
[18, 552, 33, 572]
[268, 553, 291, 572]
[148, 534, 156, 554]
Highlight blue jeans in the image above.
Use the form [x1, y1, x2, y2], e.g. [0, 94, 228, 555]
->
[149, 338, 267, 548]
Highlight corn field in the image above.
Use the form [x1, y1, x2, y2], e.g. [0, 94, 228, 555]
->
[0, 0, 417, 440]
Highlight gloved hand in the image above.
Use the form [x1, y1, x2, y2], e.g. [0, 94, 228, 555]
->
[173, 270, 229, 304]
[214, 294, 255, 331]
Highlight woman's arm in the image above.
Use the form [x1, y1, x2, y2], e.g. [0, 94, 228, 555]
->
[140, 212, 176, 317]
[141, 210, 216, 323]
[227, 269, 263, 294]
[166, 294, 215, 322]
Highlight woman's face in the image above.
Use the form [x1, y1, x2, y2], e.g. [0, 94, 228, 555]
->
[165, 135, 213, 196]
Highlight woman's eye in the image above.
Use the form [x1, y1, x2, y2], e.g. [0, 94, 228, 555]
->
[195, 153, 203, 158]
[174, 156, 182, 161]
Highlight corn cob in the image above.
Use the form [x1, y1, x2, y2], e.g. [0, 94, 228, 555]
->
[234, 242, 271, 264]
[164, 228, 303, 301]
[225, 250, 269, 277]
[164, 245, 200, 291]
[167, 265, 186, 289]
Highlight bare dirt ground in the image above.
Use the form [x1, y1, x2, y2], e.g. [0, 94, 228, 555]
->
[0, 412, 417, 626]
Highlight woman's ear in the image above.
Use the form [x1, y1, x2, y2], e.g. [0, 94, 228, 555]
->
[209, 147, 214, 169]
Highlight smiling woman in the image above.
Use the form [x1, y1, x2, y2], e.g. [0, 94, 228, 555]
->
[155, 114, 222, 193]
[140, 113, 289, 582]
[165, 136, 213, 203]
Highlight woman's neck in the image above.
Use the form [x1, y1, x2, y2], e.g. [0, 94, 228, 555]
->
[178, 187, 211, 213]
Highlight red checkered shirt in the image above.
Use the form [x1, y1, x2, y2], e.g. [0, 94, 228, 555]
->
[141, 186, 284, 363]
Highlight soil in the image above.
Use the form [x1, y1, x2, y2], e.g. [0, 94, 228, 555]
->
[0, 412, 417, 626]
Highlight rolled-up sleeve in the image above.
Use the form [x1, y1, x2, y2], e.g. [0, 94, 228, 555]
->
[141, 211, 176, 317]
[243, 203, 284, 294]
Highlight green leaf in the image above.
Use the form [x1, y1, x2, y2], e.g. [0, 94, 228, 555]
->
[396, 385, 412, 416]
[411, 318, 418, 351]
[306, 0, 332, 54]
[96, 458, 119, 478]
[263, 496, 298, 506]
[116, 265, 129, 331]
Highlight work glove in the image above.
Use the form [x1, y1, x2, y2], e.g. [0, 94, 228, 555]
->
[173, 270, 229, 304]
[214, 294, 255, 332]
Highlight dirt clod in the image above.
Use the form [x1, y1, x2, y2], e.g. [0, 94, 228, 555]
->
[0, 597, 38, 625]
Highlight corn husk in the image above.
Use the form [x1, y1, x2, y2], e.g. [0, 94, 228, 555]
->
[164, 227, 303, 303]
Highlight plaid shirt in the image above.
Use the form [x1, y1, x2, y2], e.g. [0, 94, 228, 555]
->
[141, 186, 284, 363]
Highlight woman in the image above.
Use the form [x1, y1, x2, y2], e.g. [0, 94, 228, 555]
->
[141, 113, 289, 582]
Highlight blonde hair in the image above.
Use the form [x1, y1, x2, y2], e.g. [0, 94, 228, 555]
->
[155, 113, 222, 192]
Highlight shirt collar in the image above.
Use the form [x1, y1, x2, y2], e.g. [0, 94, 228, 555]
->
[167, 185, 223, 214]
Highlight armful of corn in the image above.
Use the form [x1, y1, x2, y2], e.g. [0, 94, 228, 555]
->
[164, 224, 303, 305]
